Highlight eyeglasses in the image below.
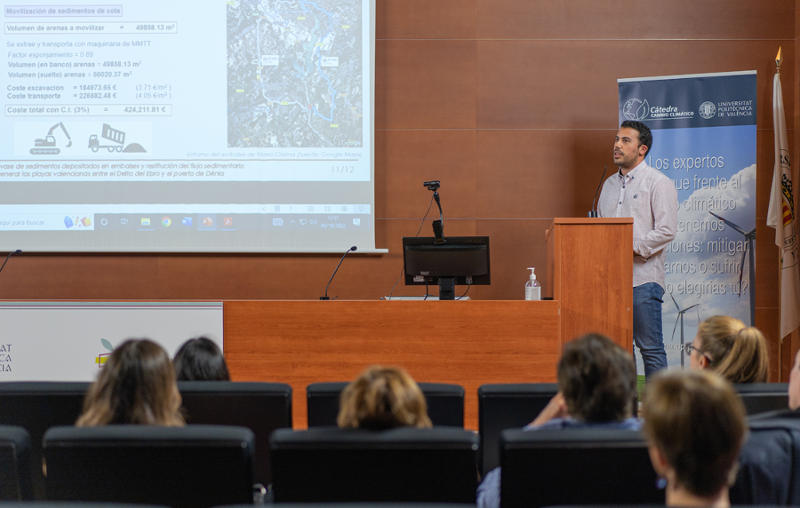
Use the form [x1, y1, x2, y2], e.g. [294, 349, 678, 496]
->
[684, 343, 701, 355]
[684, 343, 712, 362]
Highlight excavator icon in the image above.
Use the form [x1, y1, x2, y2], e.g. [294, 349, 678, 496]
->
[30, 122, 72, 155]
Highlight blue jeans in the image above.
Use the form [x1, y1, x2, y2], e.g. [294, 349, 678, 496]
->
[632, 282, 667, 379]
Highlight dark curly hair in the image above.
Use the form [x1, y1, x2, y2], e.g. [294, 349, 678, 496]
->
[557, 333, 636, 422]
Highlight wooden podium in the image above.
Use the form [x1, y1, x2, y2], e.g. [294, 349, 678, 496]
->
[546, 217, 634, 352]
[224, 217, 633, 429]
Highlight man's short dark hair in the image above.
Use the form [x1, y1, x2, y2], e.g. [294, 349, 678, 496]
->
[557, 333, 636, 422]
[620, 120, 653, 156]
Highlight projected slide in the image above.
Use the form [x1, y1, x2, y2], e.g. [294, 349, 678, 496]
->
[0, 0, 375, 252]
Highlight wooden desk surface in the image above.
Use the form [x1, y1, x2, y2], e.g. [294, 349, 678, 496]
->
[223, 299, 562, 429]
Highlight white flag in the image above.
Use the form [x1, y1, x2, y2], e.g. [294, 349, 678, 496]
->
[767, 70, 800, 339]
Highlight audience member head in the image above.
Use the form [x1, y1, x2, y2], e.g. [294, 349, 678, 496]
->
[557, 333, 636, 422]
[643, 370, 746, 507]
[337, 365, 432, 430]
[689, 315, 768, 383]
[77, 338, 184, 426]
[173, 336, 230, 381]
[790, 349, 800, 410]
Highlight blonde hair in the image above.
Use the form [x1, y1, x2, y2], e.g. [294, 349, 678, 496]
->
[697, 315, 768, 383]
[337, 365, 432, 430]
[643, 370, 746, 498]
[77, 339, 184, 427]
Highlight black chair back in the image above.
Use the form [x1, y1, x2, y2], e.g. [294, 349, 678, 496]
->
[0, 503, 168, 508]
[0, 382, 89, 498]
[307, 381, 464, 427]
[478, 383, 558, 474]
[226, 505, 477, 508]
[270, 426, 478, 503]
[500, 428, 661, 508]
[223, 505, 476, 508]
[730, 417, 800, 505]
[734, 383, 789, 415]
[178, 381, 291, 486]
[0, 425, 33, 501]
[44, 424, 254, 508]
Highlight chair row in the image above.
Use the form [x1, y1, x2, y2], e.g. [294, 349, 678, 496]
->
[0, 424, 476, 506]
[0, 381, 292, 498]
[477, 382, 789, 474]
[499, 416, 800, 507]
[2, 417, 798, 507]
[0, 380, 789, 497]
[303, 381, 788, 475]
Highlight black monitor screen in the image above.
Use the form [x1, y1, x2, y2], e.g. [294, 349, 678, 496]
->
[403, 236, 490, 286]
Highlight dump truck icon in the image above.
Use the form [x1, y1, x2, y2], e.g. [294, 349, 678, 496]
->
[89, 124, 125, 152]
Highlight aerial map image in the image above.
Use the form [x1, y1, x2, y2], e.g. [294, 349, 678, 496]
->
[227, 0, 363, 148]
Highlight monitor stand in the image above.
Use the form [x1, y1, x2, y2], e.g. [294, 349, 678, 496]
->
[439, 277, 455, 300]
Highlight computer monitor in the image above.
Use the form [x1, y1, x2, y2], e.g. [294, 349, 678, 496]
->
[402, 236, 491, 300]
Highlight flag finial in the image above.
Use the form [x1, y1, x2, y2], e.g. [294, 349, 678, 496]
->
[776, 46, 783, 73]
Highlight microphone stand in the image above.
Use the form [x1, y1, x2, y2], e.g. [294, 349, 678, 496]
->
[432, 190, 445, 244]
[0, 250, 22, 275]
[588, 166, 609, 217]
[424, 180, 445, 243]
[320, 246, 357, 300]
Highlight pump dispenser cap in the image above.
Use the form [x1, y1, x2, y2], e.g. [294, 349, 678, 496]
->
[527, 267, 536, 280]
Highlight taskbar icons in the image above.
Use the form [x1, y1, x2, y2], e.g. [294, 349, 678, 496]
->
[93, 214, 235, 231]
[92, 213, 367, 232]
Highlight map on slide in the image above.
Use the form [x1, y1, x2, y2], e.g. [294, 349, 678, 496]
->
[227, 0, 363, 148]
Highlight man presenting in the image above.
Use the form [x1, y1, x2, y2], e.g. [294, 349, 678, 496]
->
[598, 120, 678, 379]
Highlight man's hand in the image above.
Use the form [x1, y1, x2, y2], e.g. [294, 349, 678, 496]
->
[529, 391, 568, 427]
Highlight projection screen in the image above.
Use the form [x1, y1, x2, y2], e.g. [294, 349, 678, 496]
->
[0, 0, 376, 252]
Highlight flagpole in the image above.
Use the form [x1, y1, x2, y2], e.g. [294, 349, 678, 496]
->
[776, 47, 783, 379]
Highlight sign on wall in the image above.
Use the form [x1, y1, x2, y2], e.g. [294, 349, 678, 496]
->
[0, 301, 223, 381]
[618, 71, 757, 369]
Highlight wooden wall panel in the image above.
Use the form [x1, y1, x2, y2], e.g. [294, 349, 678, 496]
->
[757, 308, 781, 381]
[376, 130, 478, 218]
[376, 40, 477, 129]
[477, 0, 794, 39]
[476, 130, 611, 218]
[377, 0, 476, 38]
[475, 220, 550, 299]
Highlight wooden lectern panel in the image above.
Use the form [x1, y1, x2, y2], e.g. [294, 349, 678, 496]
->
[547, 218, 633, 351]
[224, 299, 561, 429]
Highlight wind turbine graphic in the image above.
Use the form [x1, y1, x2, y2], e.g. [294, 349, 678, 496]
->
[708, 211, 755, 324]
[670, 292, 699, 368]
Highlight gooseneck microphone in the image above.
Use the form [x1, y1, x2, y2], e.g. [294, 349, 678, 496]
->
[0, 250, 22, 275]
[320, 246, 357, 300]
[588, 166, 609, 217]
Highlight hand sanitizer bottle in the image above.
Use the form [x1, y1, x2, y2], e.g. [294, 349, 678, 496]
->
[525, 267, 541, 301]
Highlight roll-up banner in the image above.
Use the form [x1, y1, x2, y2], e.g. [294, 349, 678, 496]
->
[618, 71, 757, 369]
